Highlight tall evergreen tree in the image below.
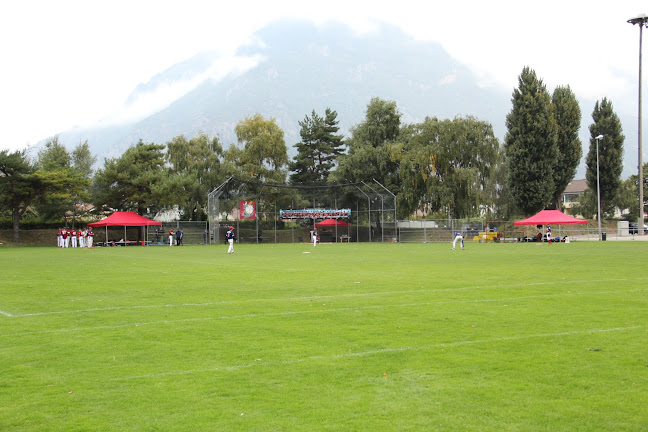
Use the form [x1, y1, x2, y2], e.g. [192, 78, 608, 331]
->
[92, 140, 170, 215]
[37, 136, 70, 170]
[551, 85, 582, 208]
[34, 136, 90, 223]
[71, 140, 97, 179]
[504, 67, 558, 215]
[1, 149, 83, 242]
[585, 98, 624, 217]
[289, 108, 344, 184]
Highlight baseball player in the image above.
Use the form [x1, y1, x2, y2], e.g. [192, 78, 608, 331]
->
[61, 228, 69, 248]
[71, 228, 77, 248]
[169, 229, 174, 246]
[79, 228, 86, 248]
[546, 225, 552, 244]
[86, 228, 94, 248]
[452, 231, 464, 250]
[226, 226, 236, 254]
[312, 227, 319, 247]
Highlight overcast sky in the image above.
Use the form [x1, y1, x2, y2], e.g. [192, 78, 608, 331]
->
[1, 0, 646, 157]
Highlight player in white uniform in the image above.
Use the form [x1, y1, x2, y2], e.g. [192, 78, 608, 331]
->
[312, 228, 319, 247]
[86, 228, 94, 248]
[62, 228, 69, 248]
[452, 231, 464, 250]
[79, 229, 86, 248]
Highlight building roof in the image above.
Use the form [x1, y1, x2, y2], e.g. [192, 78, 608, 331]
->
[563, 179, 588, 194]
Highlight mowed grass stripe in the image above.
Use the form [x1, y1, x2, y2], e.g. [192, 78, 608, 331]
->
[109, 325, 643, 380]
[2, 276, 646, 317]
[1, 287, 645, 338]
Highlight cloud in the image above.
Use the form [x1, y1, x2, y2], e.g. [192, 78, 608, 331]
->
[98, 54, 265, 126]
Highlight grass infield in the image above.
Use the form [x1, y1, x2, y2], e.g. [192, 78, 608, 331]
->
[1, 242, 646, 431]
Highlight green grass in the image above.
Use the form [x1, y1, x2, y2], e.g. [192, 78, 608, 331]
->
[1, 242, 646, 431]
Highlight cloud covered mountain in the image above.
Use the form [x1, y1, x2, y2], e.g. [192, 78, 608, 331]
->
[54, 19, 640, 179]
[56, 20, 509, 158]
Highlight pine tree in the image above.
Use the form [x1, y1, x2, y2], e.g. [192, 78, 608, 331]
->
[551, 85, 582, 208]
[504, 67, 558, 215]
[585, 98, 624, 217]
[289, 108, 343, 184]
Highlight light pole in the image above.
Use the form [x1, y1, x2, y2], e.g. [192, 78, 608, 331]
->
[595, 134, 604, 241]
[628, 14, 647, 235]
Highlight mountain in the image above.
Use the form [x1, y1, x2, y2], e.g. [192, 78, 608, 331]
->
[56, 20, 509, 159]
[54, 19, 640, 179]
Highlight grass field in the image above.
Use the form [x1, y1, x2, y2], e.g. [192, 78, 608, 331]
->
[1, 242, 646, 431]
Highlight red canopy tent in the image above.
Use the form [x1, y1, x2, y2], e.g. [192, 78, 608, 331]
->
[513, 210, 588, 226]
[315, 218, 351, 227]
[88, 211, 161, 245]
[315, 218, 351, 242]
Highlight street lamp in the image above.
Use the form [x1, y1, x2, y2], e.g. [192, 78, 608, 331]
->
[595, 134, 604, 241]
[628, 14, 647, 235]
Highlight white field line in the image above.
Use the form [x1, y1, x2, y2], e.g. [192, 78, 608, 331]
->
[0, 310, 14, 317]
[110, 325, 643, 381]
[1, 288, 645, 339]
[5, 277, 648, 318]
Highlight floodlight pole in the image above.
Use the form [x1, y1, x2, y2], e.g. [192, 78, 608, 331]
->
[595, 134, 604, 241]
[628, 14, 647, 235]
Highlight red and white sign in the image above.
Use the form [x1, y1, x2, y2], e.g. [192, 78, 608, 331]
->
[239, 200, 256, 220]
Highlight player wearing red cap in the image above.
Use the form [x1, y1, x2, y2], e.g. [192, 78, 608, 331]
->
[226, 226, 236, 254]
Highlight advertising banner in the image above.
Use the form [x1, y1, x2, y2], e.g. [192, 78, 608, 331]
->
[279, 208, 351, 219]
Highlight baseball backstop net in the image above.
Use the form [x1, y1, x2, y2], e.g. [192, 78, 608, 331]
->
[207, 177, 397, 244]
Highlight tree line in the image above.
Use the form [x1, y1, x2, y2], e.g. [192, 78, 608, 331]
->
[1, 67, 645, 242]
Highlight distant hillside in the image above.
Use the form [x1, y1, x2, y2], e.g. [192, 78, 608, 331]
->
[53, 19, 640, 179]
[56, 20, 509, 158]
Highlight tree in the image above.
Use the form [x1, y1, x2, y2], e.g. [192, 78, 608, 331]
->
[504, 67, 558, 215]
[620, 162, 648, 220]
[585, 98, 624, 218]
[92, 140, 171, 215]
[333, 97, 402, 190]
[232, 113, 288, 184]
[0, 149, 81, 242]
[167, 133, 225, 220]
[331, 97, 403, 233]
[551, 85, 582, 208]
[71, 140, 97, 179]
[223, 115, 289, 218]
[34, 137, 91, 223]
[289, 108, 344, 184]
[398, 116, 500, 218]
[0, 150, 36, 242]
[37, 136, 70, 171]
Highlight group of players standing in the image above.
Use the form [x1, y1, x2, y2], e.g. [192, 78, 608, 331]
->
[56, 227, 94, 248]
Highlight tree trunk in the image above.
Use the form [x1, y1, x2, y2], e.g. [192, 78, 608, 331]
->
[12, 208, 21, 243]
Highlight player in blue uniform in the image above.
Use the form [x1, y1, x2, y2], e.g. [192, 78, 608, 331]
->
[226, 226, 236, 254]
